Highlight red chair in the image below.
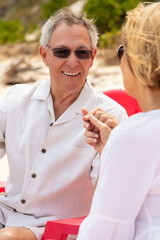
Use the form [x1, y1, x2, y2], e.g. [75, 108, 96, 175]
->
[103, 89, 142, 116]
[0, 181, 6, 193]
[42, 216, 85, 240]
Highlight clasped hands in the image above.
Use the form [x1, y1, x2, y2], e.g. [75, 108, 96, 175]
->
[82, 107, 119, 154]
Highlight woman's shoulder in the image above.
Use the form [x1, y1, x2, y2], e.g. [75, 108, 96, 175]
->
[115, 110, 160, 134]
[108, 110, 160, 154]
[102, 110, 160, 162]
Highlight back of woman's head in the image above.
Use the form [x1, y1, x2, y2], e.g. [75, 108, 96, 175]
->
[122, 2, 160, 89]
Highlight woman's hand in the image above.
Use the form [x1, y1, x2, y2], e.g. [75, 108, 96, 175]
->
[82, 108, 119, 154]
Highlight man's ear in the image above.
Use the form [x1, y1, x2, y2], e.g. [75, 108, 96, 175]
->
[39, 45, 48, 66]
[90, 47, 97, 68]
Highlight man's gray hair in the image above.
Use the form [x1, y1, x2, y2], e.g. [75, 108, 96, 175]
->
[40, 8, 99, 49]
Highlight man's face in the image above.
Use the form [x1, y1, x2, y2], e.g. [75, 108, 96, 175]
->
[40, 22, 97, 97]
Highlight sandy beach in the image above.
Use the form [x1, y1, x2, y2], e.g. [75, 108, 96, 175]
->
[0, 48, 124, 181]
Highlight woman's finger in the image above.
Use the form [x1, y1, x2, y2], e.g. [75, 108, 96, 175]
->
[86, 137, 97, 146]
[94, 110, 102, 120]
[85, 130, 99, 139]
[99, 113, 111, 122]
[106, 119, 119, 128]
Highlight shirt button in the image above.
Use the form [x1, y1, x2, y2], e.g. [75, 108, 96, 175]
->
[21, 199, 26, 204]
[13, 208, 17, 212]
[41, 148, 46, 153]
[31, 173, 36, 178]
[50, 123, 53, 127]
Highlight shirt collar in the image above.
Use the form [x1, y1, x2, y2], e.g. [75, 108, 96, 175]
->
[31, 78, 51, 101]
[31, 79, 98, 111]
[30, 78, 99, 124]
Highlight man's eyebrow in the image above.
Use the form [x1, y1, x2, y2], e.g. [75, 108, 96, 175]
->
[53, 45, 90, 49]
[52, 45, 68, 48]
[77, 45, 91, 49]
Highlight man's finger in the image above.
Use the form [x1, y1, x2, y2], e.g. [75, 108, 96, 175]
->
[81, 108, 89, 117]
[107, 119, 119, 128]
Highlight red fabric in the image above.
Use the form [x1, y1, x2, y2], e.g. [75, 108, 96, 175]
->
[42, 217, 85, 240]
[0, 181, 6, 192]
[103, 89, 142, 116]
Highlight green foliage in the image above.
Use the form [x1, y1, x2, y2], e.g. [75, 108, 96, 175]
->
[0, 20, 25, 44]
[83, 0, 122, 34]
[99, 31, 121, 48]
[41, 0, 68, 19]
[83, 0, 154, 34]
[14, 0, 40, 9]
[83, 0, 155, 48]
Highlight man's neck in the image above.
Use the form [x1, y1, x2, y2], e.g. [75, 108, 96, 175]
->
[51, 89, 82, 121]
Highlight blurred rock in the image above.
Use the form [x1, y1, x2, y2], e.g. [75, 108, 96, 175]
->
[2, 57, 39, 85]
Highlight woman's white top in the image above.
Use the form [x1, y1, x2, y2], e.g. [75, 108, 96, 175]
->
[77, 110, 160, 240]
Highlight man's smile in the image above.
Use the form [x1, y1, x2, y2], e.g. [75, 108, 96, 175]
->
[62, 71, 80, 76]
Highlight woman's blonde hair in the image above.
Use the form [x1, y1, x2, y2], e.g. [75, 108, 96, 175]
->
[122, 2, 160, 89]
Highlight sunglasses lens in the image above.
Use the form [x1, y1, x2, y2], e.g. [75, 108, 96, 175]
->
[75, 50, 92, 59]
[53, 48, 70, 58]
[117, 45, 124, 61]
[52, 48, 92, 59]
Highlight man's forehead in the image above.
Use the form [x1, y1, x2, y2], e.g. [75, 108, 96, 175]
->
[50, 22, 91, 47]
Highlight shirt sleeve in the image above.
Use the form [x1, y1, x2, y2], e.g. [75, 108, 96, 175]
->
[77, 122, 158, 240]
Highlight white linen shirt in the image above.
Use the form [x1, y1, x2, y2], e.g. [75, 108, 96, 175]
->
[0, 79, 127, 228]
[77, 110, 160, 240]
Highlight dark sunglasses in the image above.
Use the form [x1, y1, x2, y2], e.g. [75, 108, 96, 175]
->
[117, 45, 124, 61]
[47, 45, 93, 59]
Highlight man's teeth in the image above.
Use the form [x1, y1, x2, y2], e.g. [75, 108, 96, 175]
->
[63, 71, 79, 76]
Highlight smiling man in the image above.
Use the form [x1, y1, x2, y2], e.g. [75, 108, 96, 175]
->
[0, 8, 127, 240]
[39, 20, 97, 120]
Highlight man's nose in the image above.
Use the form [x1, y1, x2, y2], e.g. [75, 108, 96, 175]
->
[66, 52, 79, 68]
